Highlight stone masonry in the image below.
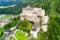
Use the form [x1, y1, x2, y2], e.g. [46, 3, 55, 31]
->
[20, 5, 49, 38]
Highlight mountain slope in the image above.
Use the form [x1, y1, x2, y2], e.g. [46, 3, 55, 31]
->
[0, 1, 16, 6]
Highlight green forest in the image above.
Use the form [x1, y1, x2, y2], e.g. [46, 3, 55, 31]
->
[26, 0, 60, 40]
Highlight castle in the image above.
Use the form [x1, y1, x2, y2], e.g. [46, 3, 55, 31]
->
[20, 5, 49, 38]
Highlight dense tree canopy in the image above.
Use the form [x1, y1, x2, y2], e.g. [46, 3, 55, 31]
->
[27, 0, 60, 40]
[15, 30, 27, 40]
[4, 16, 19, 30]
[17, 19, 32, 32]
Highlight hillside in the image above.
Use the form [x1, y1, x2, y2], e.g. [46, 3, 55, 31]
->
[28, 0, 60, 40]
[0, 1, 16, 6]
[0, 0, 60, 40]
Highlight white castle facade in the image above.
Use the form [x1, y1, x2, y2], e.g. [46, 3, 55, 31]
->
[20, 5, 49, 38]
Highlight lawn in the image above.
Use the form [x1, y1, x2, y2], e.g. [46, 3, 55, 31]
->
[15, 30, 27, 40]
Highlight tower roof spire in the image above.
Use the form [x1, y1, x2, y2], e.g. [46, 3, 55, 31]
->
[26, 5, 31, 8]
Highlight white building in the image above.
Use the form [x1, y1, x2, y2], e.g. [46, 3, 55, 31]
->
[20, 5, 49, 38]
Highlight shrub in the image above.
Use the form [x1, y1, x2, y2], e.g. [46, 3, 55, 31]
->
[0, 28, 4, 37]
[15, 30, 27, 40]
[17, 19, 32, 32]
[4, 17, 19, 30]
